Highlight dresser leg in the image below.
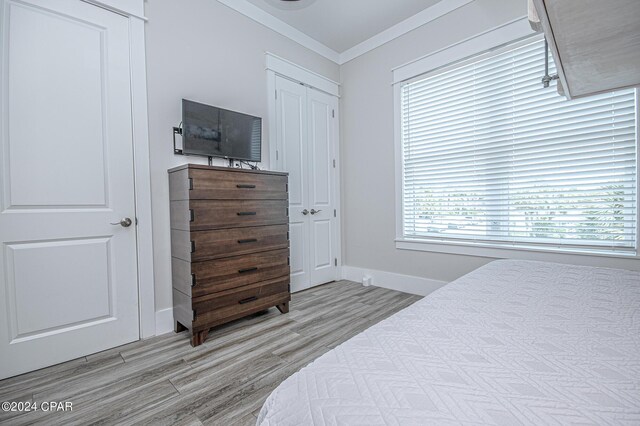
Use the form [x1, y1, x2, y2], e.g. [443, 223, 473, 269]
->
[175, 321, 188, 333]
[191, 330, 209, 347]
[276, 301, 289, 314]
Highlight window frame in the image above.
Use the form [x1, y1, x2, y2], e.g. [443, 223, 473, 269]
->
[393, 19, 640, 264]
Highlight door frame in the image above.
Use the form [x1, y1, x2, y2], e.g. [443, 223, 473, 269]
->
[80, 0, 155, 338]
[265, 53, 342, 283]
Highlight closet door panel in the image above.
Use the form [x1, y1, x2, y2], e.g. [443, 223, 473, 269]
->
[307, 88, 338, 286]
[275, 77, 310, 292]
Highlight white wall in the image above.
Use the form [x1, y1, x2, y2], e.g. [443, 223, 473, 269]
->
[144, 0, 339, 313]
[339, 0, 526, 285]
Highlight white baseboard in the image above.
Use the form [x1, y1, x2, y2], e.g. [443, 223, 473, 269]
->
[155, 307, 174, 336]
[341, 266, 447, 296]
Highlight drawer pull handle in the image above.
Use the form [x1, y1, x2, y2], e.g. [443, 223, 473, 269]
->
[237, 212, 257, 216]
[238, 267, 258, 274]
[236, 184, 256, 189]
[238, 296, 258, 304]
[238, 238, 258, 244]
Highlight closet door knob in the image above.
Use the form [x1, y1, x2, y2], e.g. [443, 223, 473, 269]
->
[111, 217, 132, 227]
[302, 209, 309, 215]
[310, 209, 322, 215]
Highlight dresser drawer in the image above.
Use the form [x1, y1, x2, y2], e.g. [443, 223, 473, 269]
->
[193, 291, 290, 331]
[172, 225, 289, 262]
[188, 168, 287, 200]
[171, 199, 288, 231]
[193, 276, 289, 317]
[191, 248, 289, 297]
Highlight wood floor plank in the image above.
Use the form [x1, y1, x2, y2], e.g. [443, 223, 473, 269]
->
[182, 315, 295, 366]
[0, 356, 88, 393]
[0, 281, 421, 426]
[172, 333, 297, 393]
[130, 354, 285, 425]
[214, 412, 258, 426]
[0, 391, 33, 424]
[71, 380, 181, 426]
[86, 331, 189, 363]
[32, 354, 187, 403]
[0, 353, 124, 402]
[41, 358, 190, 403]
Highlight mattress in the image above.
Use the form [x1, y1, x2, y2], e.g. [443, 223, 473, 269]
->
[257, 260, 640, 425]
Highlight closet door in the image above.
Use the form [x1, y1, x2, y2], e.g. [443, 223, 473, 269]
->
[307, 89, 338, 286]
[274, 75, 338, 292]
[275, 77, 310, 291]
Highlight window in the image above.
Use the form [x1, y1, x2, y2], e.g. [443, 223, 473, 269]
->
[400, 36, 637, 254]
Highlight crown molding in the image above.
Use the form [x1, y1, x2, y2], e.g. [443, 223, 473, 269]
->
[217, 0, 477, 65]
[339, 0, 475, 64]
[216, 0, 340, 63]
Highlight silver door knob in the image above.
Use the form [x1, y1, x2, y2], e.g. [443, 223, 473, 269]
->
[302, 209, 309, 215]
[310, 209, 322, 215]
[111, 217, 132, 227]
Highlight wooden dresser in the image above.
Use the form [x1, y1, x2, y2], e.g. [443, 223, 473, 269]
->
[168, 164, 290, 346]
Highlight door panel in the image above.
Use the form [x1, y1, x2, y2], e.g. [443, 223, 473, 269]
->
[7, 238, 112, 337]
[274, 75, 338, 291]
[311, 219, 331, 268]
[0, 0, 139, 379]
[307, 89, 338, 285]
[309, 99, 331, 206]
[280, 89, 305, 208]
[6, 2, 108, 208]
[275, 77, 309, 291]
[288, 222, 306, 280]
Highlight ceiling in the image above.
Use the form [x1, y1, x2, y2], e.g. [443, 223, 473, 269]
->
[244, 0, 443, 53]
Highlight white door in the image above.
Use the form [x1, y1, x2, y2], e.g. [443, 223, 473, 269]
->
[306, 88, 338, 286]
[275, 78, 310, 292]
[0, 0, 140, 379]
[274, 76, 338, 292]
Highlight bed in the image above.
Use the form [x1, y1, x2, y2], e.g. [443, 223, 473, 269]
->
[257, 260, 640, 425]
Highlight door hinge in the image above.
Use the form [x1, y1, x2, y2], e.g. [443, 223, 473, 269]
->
[188, 177, 193, 190]
[334, 209, 336, 217]
[191, 273, 196, 287]
[189, 209, 195, 222]
[275, 89, 278, 99]
[333, 159, 336, 168]
[276, 150, 279, 161]
[334, 258, 338, 266]
[192, 310, 196, 321]
[190, 240, 195, 253]
[332, 109, 335, 118]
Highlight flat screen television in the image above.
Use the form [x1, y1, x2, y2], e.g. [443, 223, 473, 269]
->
[181, 99, 262, 162]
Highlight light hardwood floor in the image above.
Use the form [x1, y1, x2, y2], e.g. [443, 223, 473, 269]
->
[0, 281, 421, 426]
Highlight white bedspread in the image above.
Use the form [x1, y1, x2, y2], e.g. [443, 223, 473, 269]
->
[257, 260, 640, 425]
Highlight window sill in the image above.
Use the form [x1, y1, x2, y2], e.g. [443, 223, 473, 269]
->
[395, 238, 640, 267]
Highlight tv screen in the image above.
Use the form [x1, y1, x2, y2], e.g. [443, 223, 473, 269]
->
[181, 99, 262, 162]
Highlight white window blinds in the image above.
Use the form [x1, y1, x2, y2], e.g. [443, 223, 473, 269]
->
[401, 37, 637, 253]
